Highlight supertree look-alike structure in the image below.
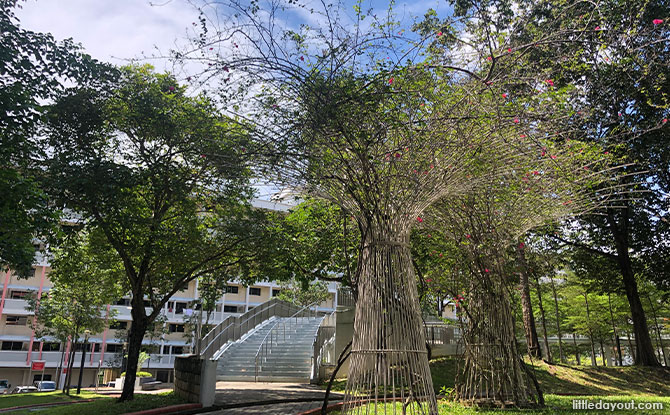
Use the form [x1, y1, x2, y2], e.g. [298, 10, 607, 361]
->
[174, 1, 628, 412]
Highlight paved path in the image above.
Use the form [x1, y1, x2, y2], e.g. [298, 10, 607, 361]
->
[206, 382, 343, 415]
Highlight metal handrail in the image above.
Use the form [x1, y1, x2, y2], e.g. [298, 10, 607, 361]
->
[310, 310, 336, 381]
[200, 298, 305, 360]
[253, 302, 320, 381]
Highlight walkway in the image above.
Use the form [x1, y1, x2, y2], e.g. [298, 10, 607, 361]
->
[206, 381, 343, 415]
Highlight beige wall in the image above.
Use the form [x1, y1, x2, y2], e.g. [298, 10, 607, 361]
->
[222, 284, 246, 303]
[247, 286, 270, 303]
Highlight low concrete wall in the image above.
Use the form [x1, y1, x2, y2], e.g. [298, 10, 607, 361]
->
[174, 355, 216, 407]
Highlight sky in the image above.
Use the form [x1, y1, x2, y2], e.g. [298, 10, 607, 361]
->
[16, 0, 200, 71]
[15, 0, 452, 70]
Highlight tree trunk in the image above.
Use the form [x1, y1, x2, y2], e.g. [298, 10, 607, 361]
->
[119, 294, 149, 402]
[572, 333, 581, 365]
[55, 342, 65, 390]
[342, 228, 437, 414]
[626, 330, 635, 363]
[534, 274, 551, 362]
[607, 293, 623, 366]
[607, 209, 659, 367]
[517, 243, 541, 359]
[599, 340, 607, 366]
[64, 337, 78, 394]
[583, 293, 597, 366]
[645, 293, 667, 366]
[550, 277, 565, 363]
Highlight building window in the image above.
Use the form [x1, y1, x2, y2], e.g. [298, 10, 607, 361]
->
[249, 287, 262, 296]
[33, 374, 52, 382]
[110, 321, 128, 330]
[5, 315, 27, 326]
[1, 341, 24, 351]
[106, 344, 122, 353]
[272, 289, 281, 297]
[223, 305, 238, 313]
[171, 346, 184, 355]
[115, 298, 130, 306]
[9, 290, 31, 299]
[42, 343, 60, 352]
[225, 285, 239, 294]
[169, 324, 185, 333]
[175, 302, 187, 314]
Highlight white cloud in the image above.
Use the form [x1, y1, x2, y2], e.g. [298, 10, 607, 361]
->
[15, 0, 200, 71]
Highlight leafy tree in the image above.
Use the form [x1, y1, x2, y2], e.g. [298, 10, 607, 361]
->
[27, 231, 122, 393]
[277, 278, 331, 308]
[0, 0, 114, 275]
[42, 65, 266, 401]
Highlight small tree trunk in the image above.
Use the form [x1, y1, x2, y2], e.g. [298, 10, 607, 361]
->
[517, 242, 541, 359]
[119, 294, 149, 402]
[534, 274, 551, 363]
[599, 340, 607, 366]
[583, 293, 597, 366]
[607, 293, 623, 366]
[572, 333, 581, 365]
[645, 293, 667, 366]
[55, 342, 65, 390]
[550, 277, 565, 363]
[626, 330, 636, 363]
[64, 337, 78, 394]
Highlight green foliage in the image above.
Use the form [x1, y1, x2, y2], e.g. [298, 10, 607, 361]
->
[277, 278, 331, 307]
[120, 371, 151, 378]
[27, 230, 122, 344]
[0, 0, 115, 276]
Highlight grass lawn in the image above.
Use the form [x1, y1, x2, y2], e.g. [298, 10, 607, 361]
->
[0, 391, 186, 415]
[0, 390, 105, 409]
[331, 395, 670, 414]
[323, 358, 670, 413]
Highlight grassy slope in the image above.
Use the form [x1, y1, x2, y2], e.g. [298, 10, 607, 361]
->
[0, 391, 185, 415]
[0, 390, 105, 409]
[430, 357, 670, 396]
[325, 357, 670, 397]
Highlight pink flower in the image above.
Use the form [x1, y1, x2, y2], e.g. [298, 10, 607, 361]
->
[653, 19, 663, 25]
[541, 150, 546, 156]
[417, 216, 423, 223]
[465, 234, 471, 239]
[584, 166, 589, 170]
[484, 268, 490, 273]
[604, 151, 609, 155]
[520, 134, 527, 138]
[663, 118, 668, 124]
[437, 31, 443, 36]
[429, 164, 434, 169]
[514, 118, 520, 123]
[426, 278, 433, 282]
[388, 77, 394, 84]
[300, 56, 304, 61]
[507, 48, 512, 52]
[486, 56, 492, 61]
[519, 242, 525, 249]
[209, 47, 213, 50]
[439, 253, 443, 257]
[168, 86, 175, 92]
[395, 152, 401, 158]
[595, 26, 601, 30]
[551, 155, 557, 159]
[502, 93, 508, 98]
[545, 79, 554, 86]
[427, 234, 432, 238]
[532, 170, 539, 175]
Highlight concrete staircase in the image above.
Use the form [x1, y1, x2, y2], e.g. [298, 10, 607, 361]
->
[216, 316, 323, 382]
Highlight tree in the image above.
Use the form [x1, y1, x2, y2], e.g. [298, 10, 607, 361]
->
[27, 230, 122, 393]
[177, 0, 630, 410]
[0, 0, 114, 275]
[277, 278, 331, 308]
[43, 65, 266, 401]
[516, 0, 670, 366]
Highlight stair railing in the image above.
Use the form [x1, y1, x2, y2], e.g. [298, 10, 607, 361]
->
[311, 310, 336, 382]
[253, 302, 321, 381]
[200, 298, 305, 360]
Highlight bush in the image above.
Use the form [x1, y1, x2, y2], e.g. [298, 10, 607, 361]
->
[120, 371, 152, 378]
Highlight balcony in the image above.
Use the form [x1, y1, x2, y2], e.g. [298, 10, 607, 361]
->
[1, 299, 31, 315]
[0, 350, 178, 369]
